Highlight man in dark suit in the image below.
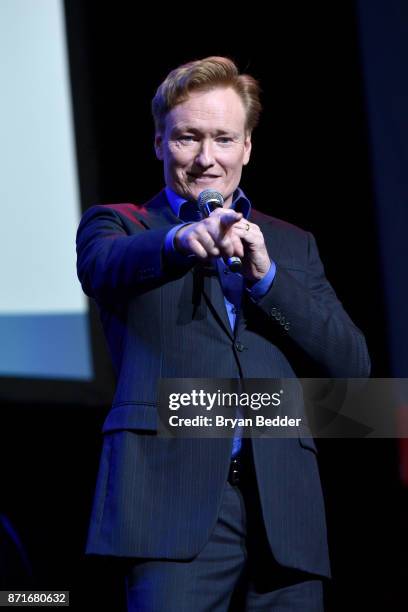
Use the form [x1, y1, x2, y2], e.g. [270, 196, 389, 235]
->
[76, 57, 370, 611]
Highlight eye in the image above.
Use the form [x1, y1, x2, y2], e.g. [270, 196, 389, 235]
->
[216, 136, 233, 144]
[177, 135, 198, 143]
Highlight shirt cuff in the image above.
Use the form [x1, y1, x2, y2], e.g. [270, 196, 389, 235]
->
[163, 223, 196, 266]
[246, 260, 276, 301]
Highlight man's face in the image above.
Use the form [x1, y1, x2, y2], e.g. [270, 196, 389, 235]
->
[154, 87, 252, 207]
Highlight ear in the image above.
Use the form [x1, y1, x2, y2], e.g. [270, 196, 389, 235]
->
[243, 132, 252, 166]
[154, 133, 164, 160]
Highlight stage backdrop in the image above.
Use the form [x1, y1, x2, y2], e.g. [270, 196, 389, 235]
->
[0, 0, 92, 381]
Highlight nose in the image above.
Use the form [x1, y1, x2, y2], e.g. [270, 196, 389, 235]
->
[194, 139, 215, 169]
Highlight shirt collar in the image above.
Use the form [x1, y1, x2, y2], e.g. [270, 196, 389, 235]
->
[165, 186, 251, 220]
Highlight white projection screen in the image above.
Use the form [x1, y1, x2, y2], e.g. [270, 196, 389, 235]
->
[0, 0, 99, 398]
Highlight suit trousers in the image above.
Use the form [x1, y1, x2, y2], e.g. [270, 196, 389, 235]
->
[125, 440, 325, 611]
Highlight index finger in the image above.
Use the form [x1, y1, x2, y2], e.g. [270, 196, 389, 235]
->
[218, 210, 243, 230]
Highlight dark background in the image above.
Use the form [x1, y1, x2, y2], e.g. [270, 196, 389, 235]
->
[1, 1, 406, 610]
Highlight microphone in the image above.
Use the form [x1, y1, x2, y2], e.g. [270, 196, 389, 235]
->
[197, 189, 242, 273]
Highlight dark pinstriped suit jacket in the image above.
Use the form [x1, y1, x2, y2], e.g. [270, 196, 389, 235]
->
[76, 189, 370, 578]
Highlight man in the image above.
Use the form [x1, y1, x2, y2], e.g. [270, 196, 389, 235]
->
[76, 57, 370, 611]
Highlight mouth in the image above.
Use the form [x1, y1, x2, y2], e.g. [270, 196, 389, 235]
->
[187, 173, 220, 182]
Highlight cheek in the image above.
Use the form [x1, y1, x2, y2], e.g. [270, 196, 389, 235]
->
[224, 161, 244, 179]
[167, 150, 192, 170]
[221, 150, 246, 171]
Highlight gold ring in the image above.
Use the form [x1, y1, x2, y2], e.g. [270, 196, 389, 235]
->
[245, 223, 250, 232]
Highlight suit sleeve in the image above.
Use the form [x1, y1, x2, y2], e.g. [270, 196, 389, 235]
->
[254, 231, 371, 378]
[76, 204, 195, 305]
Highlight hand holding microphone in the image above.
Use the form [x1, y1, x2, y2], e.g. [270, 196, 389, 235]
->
[174, 189, 271, 281]
[174, 189, 244, 271]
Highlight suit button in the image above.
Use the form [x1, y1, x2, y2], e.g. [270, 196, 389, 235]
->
[235, 341, 245, 352]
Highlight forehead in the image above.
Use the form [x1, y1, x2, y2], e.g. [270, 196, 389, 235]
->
[165, 87, 247, 133]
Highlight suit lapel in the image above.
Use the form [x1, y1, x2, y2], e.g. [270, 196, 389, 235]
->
[132, 189, 181, 230]
[201, 271, 234, 341]
[135, 190, 233, 339]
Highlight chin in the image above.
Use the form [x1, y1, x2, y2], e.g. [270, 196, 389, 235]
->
[186, 185, 208, 201]
[192, 184, 225, 198]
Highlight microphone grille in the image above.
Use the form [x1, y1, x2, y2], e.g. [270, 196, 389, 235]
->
[197, 189, 224, 208]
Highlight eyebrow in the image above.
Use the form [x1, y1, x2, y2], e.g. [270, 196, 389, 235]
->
[171, 126, 240, 138]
